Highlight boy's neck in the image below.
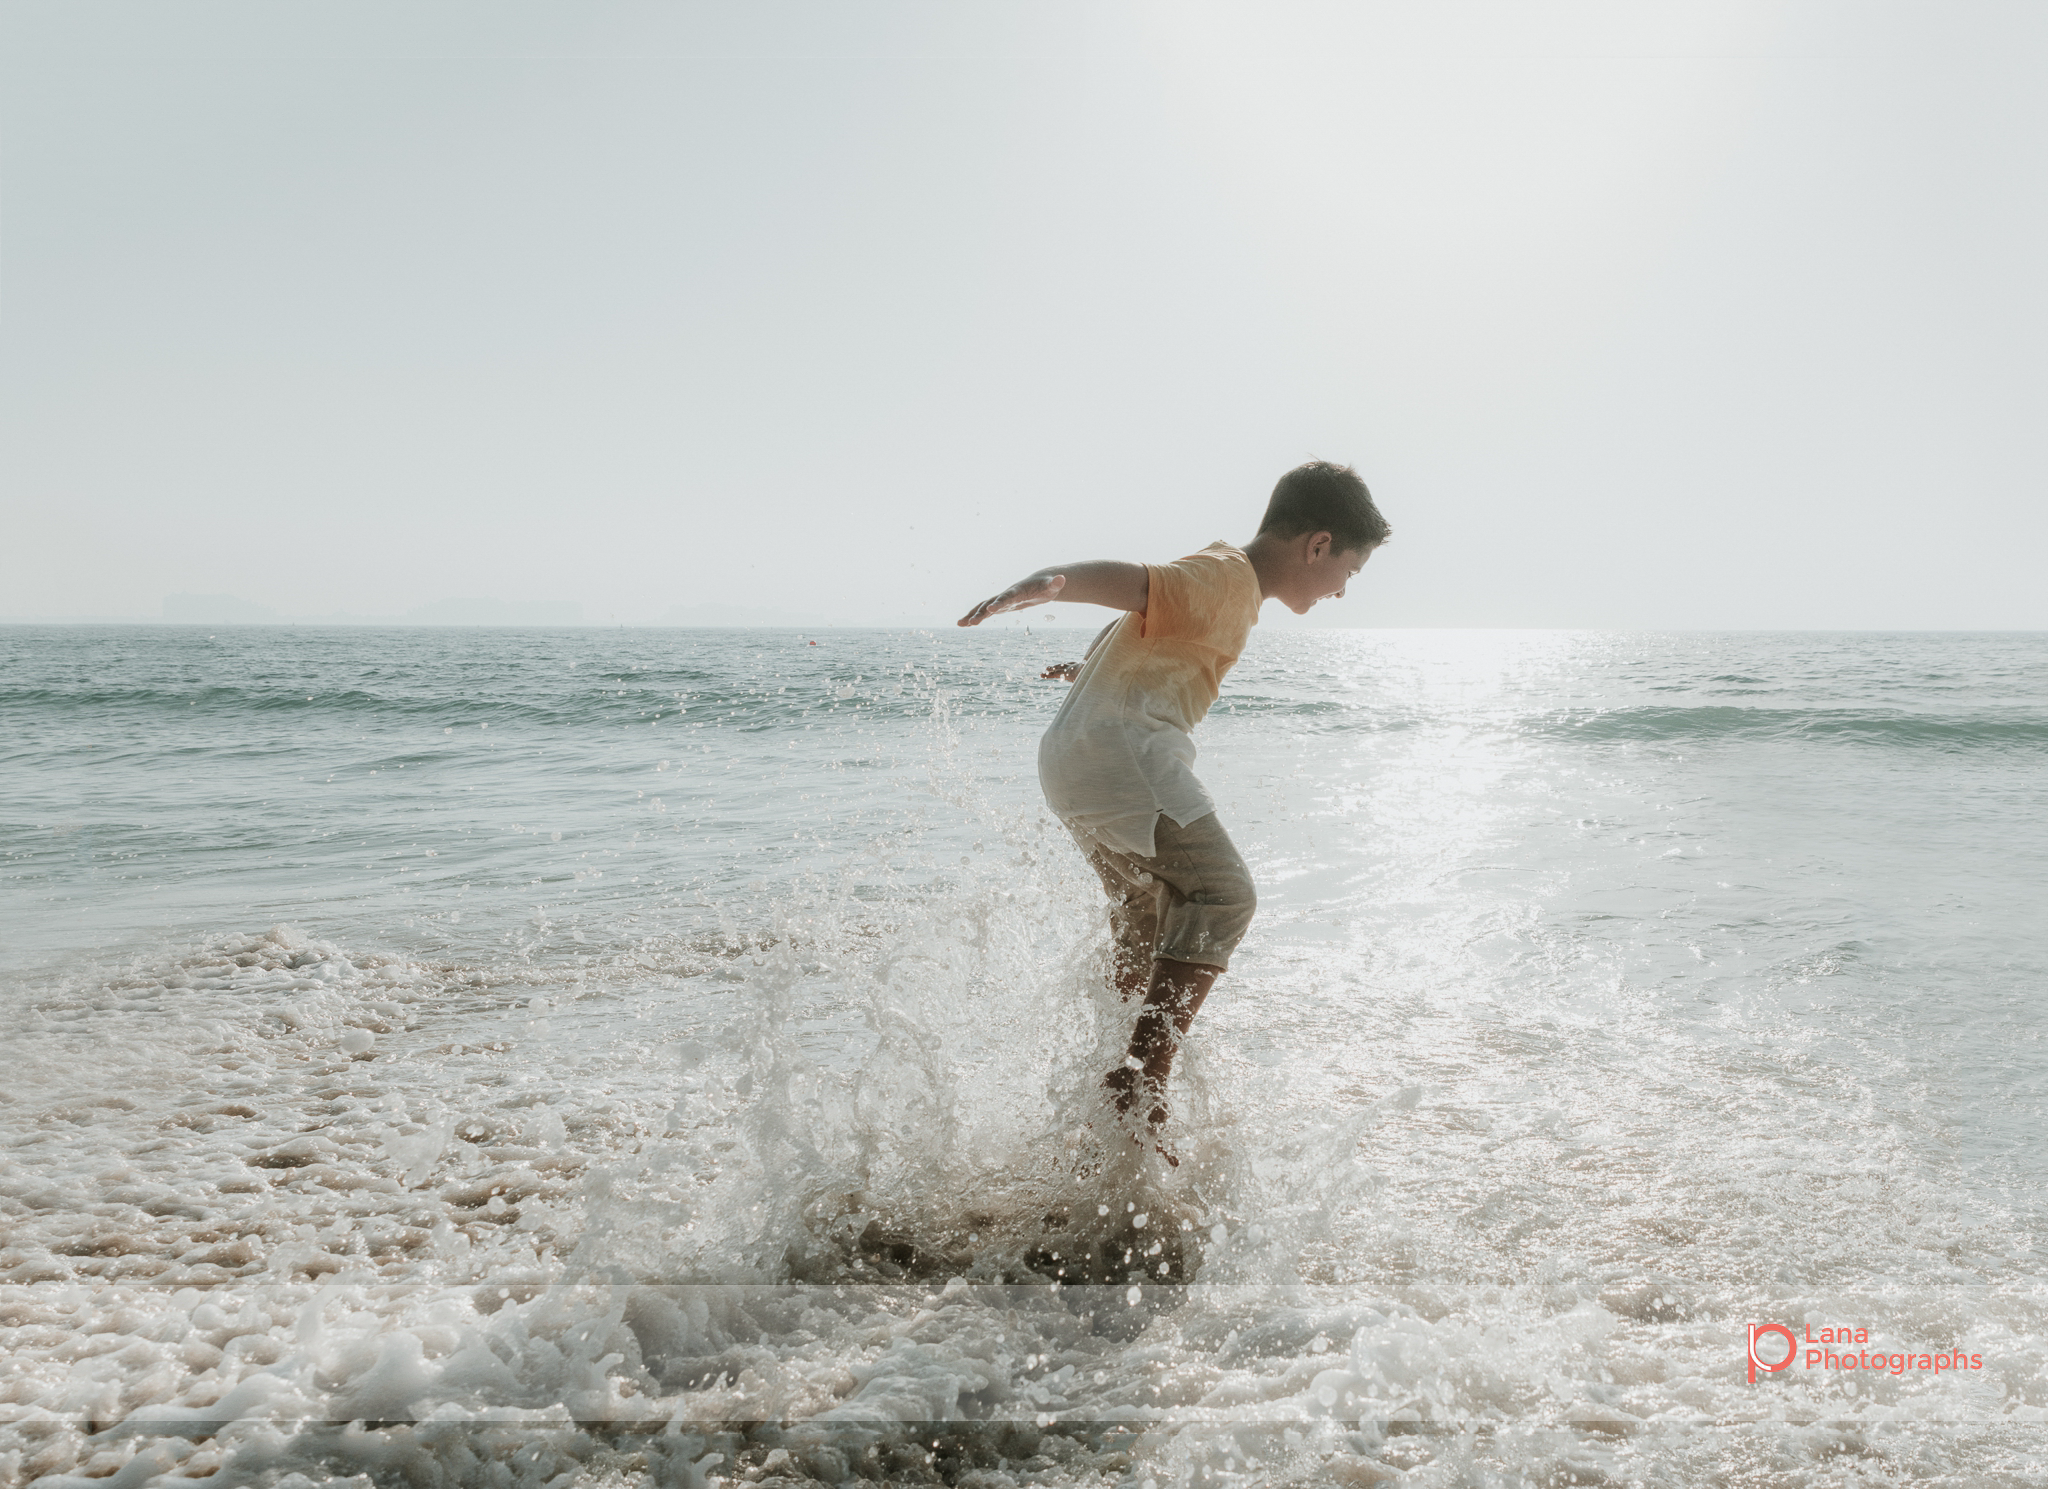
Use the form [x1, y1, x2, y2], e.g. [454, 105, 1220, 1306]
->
[1241, 532, 1291, 601]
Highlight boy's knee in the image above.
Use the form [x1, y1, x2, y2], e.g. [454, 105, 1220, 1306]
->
[1213, 899, 1253, 942]
[1218, 863, 1256, 925]
[1162, 875, 1255, 969]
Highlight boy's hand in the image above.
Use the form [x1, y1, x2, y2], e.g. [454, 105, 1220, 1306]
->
[957, 571, 1065, 627]
[1041, 661, 1081, 681]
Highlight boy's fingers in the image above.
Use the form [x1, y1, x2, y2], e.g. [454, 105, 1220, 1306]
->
[969, 592, 1016, 623]
[960, 573, 1062, 626]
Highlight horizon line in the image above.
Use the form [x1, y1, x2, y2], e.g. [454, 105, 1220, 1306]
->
[4, 621, 2046, 635]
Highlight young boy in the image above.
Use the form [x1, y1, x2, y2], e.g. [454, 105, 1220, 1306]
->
[957, 461, 1390, 1151]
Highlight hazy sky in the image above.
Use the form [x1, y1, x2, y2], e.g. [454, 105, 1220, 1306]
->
[3, 1, 2043, 628]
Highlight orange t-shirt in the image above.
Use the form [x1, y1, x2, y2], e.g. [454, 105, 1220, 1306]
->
[1036, 542, 1262, 857]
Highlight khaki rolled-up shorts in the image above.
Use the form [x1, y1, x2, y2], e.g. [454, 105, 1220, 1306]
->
[1072, 811, 1257, 972]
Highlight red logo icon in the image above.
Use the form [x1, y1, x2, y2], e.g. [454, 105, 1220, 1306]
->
[1747, 1323, 1798, 1383]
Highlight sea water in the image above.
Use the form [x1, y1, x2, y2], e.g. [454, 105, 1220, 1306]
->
[3, 625, 2046, 1487]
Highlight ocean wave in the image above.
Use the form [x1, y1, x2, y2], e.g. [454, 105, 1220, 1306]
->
[0, 677, 1026, 732]
[1200, 698, 2048, 750]
[1536, 705, 2048, 749]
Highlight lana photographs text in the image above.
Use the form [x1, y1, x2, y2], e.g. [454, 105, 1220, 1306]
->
[1749, 1323, 1985, 1384]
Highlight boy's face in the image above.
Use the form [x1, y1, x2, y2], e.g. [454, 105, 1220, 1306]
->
[1281, 535, 1376, 614]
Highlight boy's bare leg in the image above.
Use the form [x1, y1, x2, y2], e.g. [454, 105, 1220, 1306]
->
[1103, 957, 1221, 1125]
[1111, 944, 1150, 1002]
[1102, 885, 1155, 1002]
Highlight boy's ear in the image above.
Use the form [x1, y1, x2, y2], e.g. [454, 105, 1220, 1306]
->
[1306, 530, 1335, 561]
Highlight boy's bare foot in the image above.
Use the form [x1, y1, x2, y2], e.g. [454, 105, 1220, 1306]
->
[1101, 1065, 1179, 1165]
[1102, 1062, 1138, 1113]
[1147, 1124, 1179, 1168]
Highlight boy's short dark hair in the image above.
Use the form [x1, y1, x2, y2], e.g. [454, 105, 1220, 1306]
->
[1257, 460, 1390, 552]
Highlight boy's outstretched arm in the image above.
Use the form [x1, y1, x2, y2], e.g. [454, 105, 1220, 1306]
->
[956, 560, 1148, 628]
